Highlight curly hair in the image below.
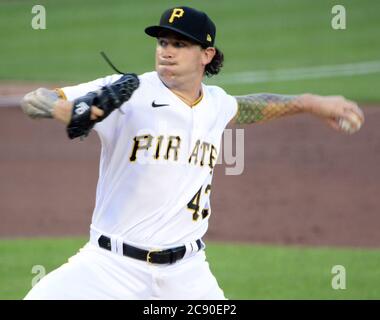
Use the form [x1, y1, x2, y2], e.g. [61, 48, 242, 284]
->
[204, 47, 224, 77]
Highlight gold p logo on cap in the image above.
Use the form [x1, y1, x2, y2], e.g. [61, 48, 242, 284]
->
[169, 8, 184, 23]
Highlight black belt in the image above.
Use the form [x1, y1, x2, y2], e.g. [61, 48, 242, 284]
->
[98, 235, 203, 264]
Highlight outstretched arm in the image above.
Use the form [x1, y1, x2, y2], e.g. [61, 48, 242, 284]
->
[233, 93, 364, 133]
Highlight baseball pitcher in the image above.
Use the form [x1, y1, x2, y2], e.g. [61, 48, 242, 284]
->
[20, 7, 364, 299]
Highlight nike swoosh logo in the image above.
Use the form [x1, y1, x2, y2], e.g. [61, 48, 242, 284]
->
[152, 101, 170, 108]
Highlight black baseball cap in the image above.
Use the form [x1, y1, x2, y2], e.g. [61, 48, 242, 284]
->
[145, 6, 216, 47]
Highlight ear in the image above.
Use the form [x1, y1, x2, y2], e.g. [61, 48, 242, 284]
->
[201, 47, 216, 66]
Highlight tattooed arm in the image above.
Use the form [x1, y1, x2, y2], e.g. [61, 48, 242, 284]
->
[234, 93, 304, 124]
[233, 93, 364, 133]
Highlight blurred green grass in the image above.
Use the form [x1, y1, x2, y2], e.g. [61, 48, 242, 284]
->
[1, 0, 380, 100]
[0, 237, 85, 300]
[208, 242, 380, 299]
[1, 238, 379, 300]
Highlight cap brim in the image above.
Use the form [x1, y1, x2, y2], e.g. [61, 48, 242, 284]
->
[145, 25, 204, 46]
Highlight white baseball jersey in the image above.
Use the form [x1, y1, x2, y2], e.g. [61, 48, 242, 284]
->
[61, 71, 237, 247]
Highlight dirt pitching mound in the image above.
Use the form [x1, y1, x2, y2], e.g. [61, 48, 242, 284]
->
[1, 95, 379, 248]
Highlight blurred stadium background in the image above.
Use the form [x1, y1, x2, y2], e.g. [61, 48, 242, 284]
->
[1, 0, 379, 299]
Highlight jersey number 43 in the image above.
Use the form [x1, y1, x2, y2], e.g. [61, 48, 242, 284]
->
[187, 184, 211, 221]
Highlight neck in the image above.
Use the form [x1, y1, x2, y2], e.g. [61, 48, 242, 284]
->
[170, 87, 202, 106]
[159, 73, 203, 106]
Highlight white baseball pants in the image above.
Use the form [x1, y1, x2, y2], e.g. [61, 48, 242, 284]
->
[24, 240, 225, 300]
